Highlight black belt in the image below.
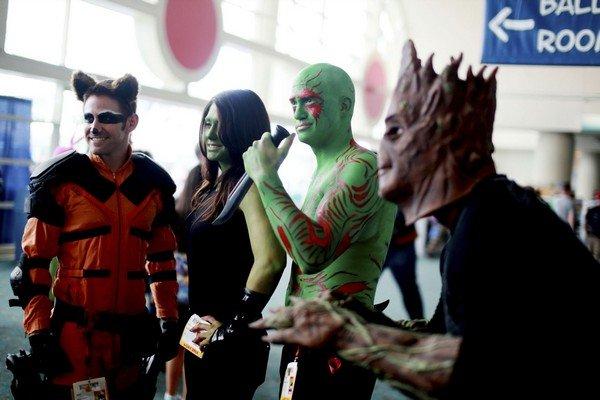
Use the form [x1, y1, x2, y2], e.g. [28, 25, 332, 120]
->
[53, 299, 150, 332]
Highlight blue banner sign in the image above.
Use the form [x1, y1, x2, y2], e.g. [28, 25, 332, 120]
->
[482, 0, 600, 65]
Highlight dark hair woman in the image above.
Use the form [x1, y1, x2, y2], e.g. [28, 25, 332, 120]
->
[184, 90, 286, 399]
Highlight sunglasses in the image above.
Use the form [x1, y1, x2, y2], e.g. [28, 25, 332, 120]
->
[83, 112, 127, 124]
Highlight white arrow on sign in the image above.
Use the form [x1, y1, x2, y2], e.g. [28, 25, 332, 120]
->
[488, 7, 535, 43]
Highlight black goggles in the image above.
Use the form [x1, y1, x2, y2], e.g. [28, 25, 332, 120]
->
[83, 112, 127, 124]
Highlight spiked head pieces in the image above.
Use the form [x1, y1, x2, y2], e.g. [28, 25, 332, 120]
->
[378, 40, 498, 225]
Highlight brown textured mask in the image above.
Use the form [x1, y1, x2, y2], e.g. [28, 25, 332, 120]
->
[378, 40, 498, 225]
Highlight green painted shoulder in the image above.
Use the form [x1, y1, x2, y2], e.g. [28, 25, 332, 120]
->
[338, 145, 378, 185]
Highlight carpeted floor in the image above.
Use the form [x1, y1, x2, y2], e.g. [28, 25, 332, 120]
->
[0, 258, 441, 400]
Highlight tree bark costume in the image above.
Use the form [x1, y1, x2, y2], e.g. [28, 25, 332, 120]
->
[16, 148, 179, 394]
[380, 39, 599, 398]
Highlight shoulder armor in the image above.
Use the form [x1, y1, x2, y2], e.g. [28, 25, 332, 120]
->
[131, 153, 176, 195]
[27, 151, 116, 225]
[30, 150, 83, 180]
[126, 153, 176, 226]
[27, 151, 88, 226]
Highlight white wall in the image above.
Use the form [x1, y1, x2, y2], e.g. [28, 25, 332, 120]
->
[493, 149, 535, 186]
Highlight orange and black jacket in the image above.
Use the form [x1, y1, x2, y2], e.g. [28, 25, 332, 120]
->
[20, 149, 178, 334]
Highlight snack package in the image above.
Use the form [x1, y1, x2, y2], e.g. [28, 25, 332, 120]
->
[180, 314, 210, 359]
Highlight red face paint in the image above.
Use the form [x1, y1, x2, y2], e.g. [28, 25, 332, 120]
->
[299, 88, 323, 120]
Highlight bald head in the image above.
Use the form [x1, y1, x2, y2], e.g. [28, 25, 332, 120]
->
[293, 63, 355, 117]
[290, 63, 355, 147]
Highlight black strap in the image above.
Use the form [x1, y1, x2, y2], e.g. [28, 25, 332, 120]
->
[83, 269, 110, 278]
[127, 270, 146, 280]
[149, 270, 176, 283]
[59, 226, 111, 244]
[147, 251, 175, 263]
[130, 227, 153, 241]
[53, 299, 87, 326]
[20, 254, 51, 270]
[30, 283, 51, 297]
[52, 299, 149, 332]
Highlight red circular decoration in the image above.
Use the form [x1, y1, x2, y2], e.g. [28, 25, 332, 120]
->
[165, 0, 218, 71]
[364, 57, 387, 121]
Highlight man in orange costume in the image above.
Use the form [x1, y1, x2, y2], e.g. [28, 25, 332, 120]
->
[12, 71, 179, 399]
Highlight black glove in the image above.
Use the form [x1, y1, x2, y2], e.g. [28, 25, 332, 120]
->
[157, 319, 179, 361]
[28, 330, 71, 377]
[210, 288, 269, 344]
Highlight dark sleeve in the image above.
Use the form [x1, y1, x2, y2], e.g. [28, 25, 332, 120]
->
[444, 193, 519, 397]
[446, 184, 598, 398]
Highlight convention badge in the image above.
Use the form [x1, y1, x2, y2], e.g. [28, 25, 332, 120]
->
[180, 314, 209, 359]
[280, 359, 298, 400]
[72, 377, 109, 400]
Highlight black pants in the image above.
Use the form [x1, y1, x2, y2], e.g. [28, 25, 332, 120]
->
[279, 345, 376, 400]
[384, 242, 424, 319]
[185, 336, 269, 400]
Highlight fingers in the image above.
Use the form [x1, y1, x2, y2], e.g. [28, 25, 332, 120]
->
[201, 315, 217, 324]
[191, 332, 204, 344]
[191, 325, 214, 345]
[190, 316, 216, 334]
[277, 133, 295, 159]
[289, 296, 303, 306]
[263, 328, 300, 344]
[251, 132, 274, 150]
[249, 318, 267, 329]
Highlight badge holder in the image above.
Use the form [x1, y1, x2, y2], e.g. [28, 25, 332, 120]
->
[280, 347, 301, 400]
[72, 377, 109, 400]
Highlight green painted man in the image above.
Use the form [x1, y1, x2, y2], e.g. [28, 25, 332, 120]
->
[242, 63, 396, 399]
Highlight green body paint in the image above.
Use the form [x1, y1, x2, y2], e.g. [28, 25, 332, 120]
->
[202, 104, 232, 170]
[255, 64, 395, 307]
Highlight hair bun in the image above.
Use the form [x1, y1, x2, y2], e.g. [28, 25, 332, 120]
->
[112, 74, 139, 102]
[71, 71, 97, 101]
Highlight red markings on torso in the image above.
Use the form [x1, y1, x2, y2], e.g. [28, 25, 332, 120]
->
[277, 226, 293, 254]
[351, 182, 369, 203]
[303, 216, 332, 247]
[333, 233, 351, 257]
[335, 281, 369, 295]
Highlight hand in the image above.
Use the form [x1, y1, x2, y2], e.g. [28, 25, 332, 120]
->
[28, 330, 71, 376]
[249, 297, 346, 348]
[190, 315, 221, 348]
[157, 319, 180, 361]
[242, 132, 295, 183]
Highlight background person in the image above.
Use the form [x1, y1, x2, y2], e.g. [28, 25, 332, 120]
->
[383, 208, 424, 320]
